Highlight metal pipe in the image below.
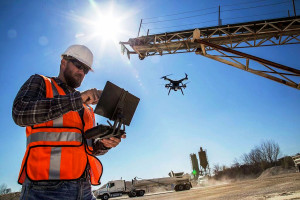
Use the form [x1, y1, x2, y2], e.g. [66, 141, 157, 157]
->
[137, 19, 143, 37]
[293, 0, 297, 17]
[218, 5, 221, 26]
[195, 39, 300, 74]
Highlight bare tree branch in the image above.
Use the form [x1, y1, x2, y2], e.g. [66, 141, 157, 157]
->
[0, 183, 8, 195]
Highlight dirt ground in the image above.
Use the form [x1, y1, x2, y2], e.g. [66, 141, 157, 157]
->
[113, 172, 300, 200]
[1, 170, 299, 200]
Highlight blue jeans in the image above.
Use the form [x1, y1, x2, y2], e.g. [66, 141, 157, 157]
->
[20, 178, 96, 200]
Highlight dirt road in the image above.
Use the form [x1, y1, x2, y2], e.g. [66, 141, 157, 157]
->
[1, 172, 299, 200]
[109, 172, 300, 200]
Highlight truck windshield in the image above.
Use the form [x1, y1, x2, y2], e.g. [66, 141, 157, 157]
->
[99, 184, 106, 189]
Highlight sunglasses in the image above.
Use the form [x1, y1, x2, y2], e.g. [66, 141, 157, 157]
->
[68, 59, 90, 74]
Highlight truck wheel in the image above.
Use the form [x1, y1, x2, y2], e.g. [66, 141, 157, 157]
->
[129, 191, 137, 197]
[101, 194, 109, 200]
[177, 184, 184, 191]
[184, 184, 191, 190]
[137, 190, 145, 196]
[174, 185, 178, 191]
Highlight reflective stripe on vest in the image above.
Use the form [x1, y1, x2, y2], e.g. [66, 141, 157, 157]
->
[27, 132, 82, 146]
[49, 147, 61, 179]
[87, 138, 93, 148]
[53, 117, 63, 127]
[84, 105, 94, 149]
[51, 80, 64, 127]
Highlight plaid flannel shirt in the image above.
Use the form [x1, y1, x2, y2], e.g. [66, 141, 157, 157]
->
[12, 74, 109, 155]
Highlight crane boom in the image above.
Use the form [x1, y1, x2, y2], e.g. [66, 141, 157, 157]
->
[120, 16, 300, 89]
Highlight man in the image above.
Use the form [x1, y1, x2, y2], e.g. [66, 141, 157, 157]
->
[12, 44, 125, 200]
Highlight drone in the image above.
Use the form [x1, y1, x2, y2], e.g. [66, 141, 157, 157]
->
[161, 73, 189, 95]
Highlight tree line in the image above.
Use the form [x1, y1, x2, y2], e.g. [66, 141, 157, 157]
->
[212, 140, 295, 180]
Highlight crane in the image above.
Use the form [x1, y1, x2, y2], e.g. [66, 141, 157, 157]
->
[120, 16, 300, 89]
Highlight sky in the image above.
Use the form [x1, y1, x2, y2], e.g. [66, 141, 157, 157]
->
[0, 0, 299, 192]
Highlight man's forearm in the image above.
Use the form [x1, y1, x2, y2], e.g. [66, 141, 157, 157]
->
[13, 93, 83, 126]
[12, 75, 83, 127]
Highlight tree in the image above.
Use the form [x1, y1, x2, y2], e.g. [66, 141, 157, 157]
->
[213, 164, 221, 176]
[242, 140, 280, 165]
[242, 153, 251, 165]
[260, 140, 280, 164]
[0, 183, 8, 195]
[244, 147, 263, 165]
[232, 158, 240, 168]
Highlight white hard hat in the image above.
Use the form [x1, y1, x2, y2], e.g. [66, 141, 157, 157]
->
[62, 44, 93, 70]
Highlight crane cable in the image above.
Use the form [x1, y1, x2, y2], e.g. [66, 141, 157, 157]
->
[148, 9, 291, 30]
[143, 0, 291, 24]
[143, 0, 272, 20]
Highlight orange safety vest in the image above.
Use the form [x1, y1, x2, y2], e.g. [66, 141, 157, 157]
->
[18, 75, 103, 185]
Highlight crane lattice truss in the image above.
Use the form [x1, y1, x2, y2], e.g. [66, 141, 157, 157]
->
[120, 17, 300, 89]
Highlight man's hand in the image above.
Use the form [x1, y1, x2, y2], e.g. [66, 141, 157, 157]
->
[81, 89, 102, 105]
[101, 134, 126, 148]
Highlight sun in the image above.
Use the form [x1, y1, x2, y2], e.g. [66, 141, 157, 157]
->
[63, 0, 137, 61]
[91, 10, 123, 42]
[74, 0, 131, 46]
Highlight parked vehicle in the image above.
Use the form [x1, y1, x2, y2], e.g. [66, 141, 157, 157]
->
[95, 171, 192, 199]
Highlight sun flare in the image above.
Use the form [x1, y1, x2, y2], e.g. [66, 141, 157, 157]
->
[64, 0, 137, 62]
[74, 0, 133, 47]
[91, 12, 123, 42]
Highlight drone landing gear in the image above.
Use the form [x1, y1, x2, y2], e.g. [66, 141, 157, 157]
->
[180, 88, 184, 95]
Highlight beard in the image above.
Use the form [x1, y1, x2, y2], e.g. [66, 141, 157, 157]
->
[63, 63, 83, 88]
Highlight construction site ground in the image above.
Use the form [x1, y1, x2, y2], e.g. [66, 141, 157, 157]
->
[1, 169, 299, 200]
[109, 172, 300, 200]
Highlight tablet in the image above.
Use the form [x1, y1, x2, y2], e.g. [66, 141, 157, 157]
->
[94, 81, 140, 126]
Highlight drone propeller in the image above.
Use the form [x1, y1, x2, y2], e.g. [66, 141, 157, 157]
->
[160, 74, 172, 79]
[182, 81, 190, 89]
[180, 88, 184, 95]
[184, 73, 188, 80]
